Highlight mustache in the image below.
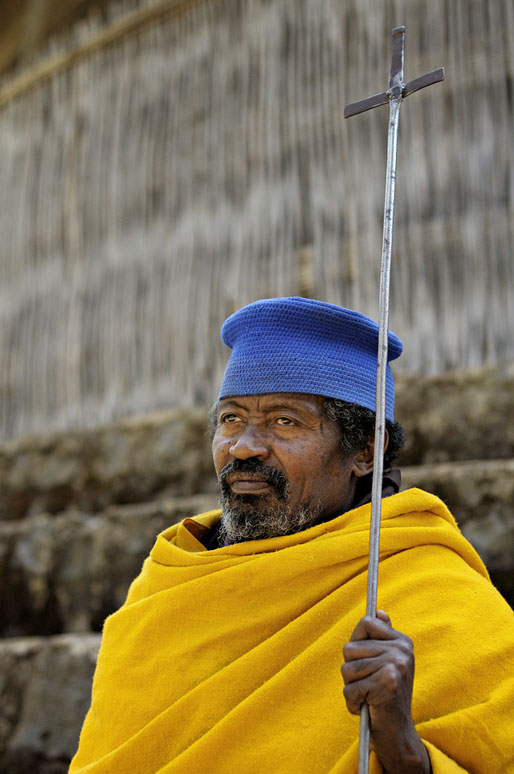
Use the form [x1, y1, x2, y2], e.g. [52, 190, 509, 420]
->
[218, 459, 289, 500]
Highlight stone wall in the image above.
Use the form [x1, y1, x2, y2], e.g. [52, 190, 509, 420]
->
[396, 361, 514, 464]
[0, 635, 100, 774]
[1, 364, 513, 772]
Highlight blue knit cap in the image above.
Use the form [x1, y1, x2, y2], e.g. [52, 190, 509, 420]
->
[218, 297, 403, 420]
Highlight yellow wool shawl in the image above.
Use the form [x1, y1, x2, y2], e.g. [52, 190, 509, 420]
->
[71, 489, 514, 773]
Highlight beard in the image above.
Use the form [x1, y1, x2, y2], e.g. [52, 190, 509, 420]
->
[217, 459, 323, 546]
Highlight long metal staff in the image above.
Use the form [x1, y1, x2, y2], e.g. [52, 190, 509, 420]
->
[344, 27, 444, 774]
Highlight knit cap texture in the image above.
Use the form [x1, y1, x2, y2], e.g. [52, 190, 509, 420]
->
[219, 297, 402, 420]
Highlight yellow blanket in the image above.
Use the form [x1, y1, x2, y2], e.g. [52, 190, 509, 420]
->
[71, 489, 514, 773]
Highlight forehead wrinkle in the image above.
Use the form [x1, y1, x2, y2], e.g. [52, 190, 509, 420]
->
[218, 398, 249, 411]
[260, 401, 310, 413]
[221, 393, 324, 413]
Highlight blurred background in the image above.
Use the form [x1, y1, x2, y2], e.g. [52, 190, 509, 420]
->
[0, 1, 513, 771]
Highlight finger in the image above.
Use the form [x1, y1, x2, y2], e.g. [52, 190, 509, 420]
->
[376, 609, 392, 626]
[343, 638, 398, 662]
[349, 615, 400, 642]
[342, 640, 414, 683]
[343, 675, 374, 715]
[341, 655, 385, 684]
[343, 660, 414, 715]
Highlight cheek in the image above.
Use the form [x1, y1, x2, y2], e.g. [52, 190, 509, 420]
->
[212, 435, 231, 474]
[287, 444, 351, 497]
[282, 443, 333, 489]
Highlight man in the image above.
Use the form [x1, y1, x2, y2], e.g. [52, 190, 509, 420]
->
[71, 297, 514, 773]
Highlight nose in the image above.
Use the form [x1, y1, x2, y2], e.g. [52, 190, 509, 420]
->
[229, 424, 271, 460]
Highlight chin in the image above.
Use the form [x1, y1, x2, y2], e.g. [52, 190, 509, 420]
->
[218, 499, 323, 545]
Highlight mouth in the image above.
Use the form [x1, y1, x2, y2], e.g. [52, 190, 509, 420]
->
[226, 475, 274, 495]
[219, 461, 289, 502]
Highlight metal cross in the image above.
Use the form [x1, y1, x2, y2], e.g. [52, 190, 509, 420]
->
[344, 26, 444, 118]
[344, 26, 444, 774]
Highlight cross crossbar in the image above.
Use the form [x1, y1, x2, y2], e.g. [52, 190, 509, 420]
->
[344, 27, 444, 118]
[342, 25, 444, 774]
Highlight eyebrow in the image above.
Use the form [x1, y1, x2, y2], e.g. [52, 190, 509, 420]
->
[217, 399, 248, 411]
[218, 399, 318, 416]
[261, 402, 309, 413]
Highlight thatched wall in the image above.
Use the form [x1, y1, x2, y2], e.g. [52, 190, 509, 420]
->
[0, 0, 513, 438]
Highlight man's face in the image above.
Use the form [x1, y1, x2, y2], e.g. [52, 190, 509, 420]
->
[212, 393, 364, 545]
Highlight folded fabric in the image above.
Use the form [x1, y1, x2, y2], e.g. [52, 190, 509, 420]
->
[70, 489, 514, 773]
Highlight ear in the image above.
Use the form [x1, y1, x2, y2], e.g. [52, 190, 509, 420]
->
[351, 430, 389, 478]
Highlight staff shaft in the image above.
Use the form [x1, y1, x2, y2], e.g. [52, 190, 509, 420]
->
[357, 93, 402, 774]
[345, 24, 444, 774]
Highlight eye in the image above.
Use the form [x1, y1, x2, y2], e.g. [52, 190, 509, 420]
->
[220, 413, 241, 424]
[275, 416, 295, 426]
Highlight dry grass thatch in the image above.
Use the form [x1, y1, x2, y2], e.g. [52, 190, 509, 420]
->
[0, 0, 513, 438]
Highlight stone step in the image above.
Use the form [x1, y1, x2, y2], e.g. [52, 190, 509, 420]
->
[1, 462, 513, 639]
[0, 633, 100, 774]
[1, 363, 513, 520]
[1, 461, 513, 772]
[402, 459, 514, 605]
[395, 362, 514, 465]
[0, 407, 217, 521]
[0, 494, 218, 638]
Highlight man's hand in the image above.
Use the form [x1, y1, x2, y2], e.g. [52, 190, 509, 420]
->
[341, 610, 431, 774]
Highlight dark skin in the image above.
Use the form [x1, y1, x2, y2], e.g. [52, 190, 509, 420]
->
[341, 611, 431, 774]
[212, 393, 370, 520]
[212, 393, 430, 773]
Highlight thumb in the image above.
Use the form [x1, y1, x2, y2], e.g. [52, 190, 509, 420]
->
[376, 609, 392, 627]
